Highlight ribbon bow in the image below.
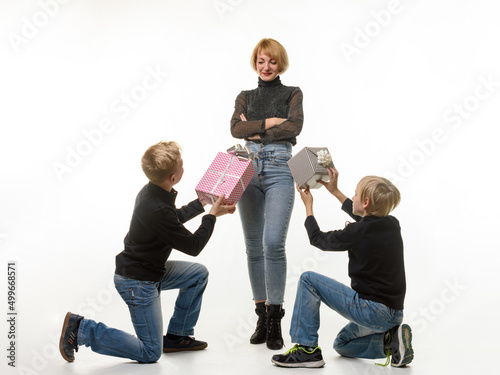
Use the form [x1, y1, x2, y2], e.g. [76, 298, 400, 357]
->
[227, 144, 254, 160]
[316, 149, 333, 167]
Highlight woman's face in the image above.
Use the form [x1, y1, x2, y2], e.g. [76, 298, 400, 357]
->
[256, 50, 280, 82]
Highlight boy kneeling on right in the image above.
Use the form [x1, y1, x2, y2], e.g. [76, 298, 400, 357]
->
[272, 167, 414, 368]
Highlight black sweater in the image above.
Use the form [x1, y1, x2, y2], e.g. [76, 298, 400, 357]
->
[304, 199, 406, 310]
[115, 182, 216, 282]
[230, 76, 303, 145]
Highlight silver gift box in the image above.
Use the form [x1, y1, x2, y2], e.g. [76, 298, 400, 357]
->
[287, 147, 333, 189]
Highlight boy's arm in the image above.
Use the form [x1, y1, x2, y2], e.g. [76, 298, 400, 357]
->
[296, 184, 354, 251]
[176, 199, 205, 223]
[305, 215, 353, 251]
[341, 199, 363, 222]
[159, 195, 235, 257]
[154, 210, 216, 257]
[317, 166, 361, 222]
[318, 167, 348, 204]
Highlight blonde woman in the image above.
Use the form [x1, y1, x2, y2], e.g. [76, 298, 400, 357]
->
[230, 38, 304, 350]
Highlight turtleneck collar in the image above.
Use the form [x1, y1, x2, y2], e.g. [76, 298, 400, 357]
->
[258, 76, 282, 87]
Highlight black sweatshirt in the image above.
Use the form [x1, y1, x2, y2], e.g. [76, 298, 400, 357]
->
[115, 182, 216, 282]
[304, 199, 406, 310]
[230, 76, 303, 145]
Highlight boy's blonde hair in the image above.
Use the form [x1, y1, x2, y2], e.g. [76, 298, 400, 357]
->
[358, 176, 401, 217]
[141, 141, 182, 185]
[250, 38, 289, 74]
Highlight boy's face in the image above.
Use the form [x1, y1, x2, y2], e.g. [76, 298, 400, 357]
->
[352, 183, 365, 216]
[172, 158, 184, 186]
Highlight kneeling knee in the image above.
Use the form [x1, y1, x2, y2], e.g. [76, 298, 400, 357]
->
[140, 348, 162, 363]
[299, 271, 317, 284]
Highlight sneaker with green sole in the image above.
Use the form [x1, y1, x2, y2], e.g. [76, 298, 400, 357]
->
[272, 344, 325, 368]
[378, 324, 414, 367]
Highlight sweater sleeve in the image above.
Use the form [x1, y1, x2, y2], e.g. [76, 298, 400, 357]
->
[176, 198, 205, 223]
[230, 91, 266, 138]
[151, 209, 217, 257]
[341, 199, 363, 222]
[259, 88, 303, 143]
[305, 215, 353, 251]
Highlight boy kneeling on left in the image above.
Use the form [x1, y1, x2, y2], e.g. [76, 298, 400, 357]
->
[59, 141, 236, 363]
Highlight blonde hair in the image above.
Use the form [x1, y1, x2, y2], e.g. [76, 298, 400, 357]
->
[357, 176, 401, 217]
[141, 141, 182, 185]
[250, 38, 289, 74]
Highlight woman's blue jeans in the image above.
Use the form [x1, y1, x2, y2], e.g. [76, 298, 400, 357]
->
[290, 271, 403, 359]
[238, 142, 295, 305]
[77, 261, 208, 363]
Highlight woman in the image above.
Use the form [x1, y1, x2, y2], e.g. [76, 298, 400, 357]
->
[230, 38, 303, 350]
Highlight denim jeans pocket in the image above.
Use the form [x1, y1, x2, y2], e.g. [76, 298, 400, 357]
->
[362, 300, 396, 330]
[271, 152, 292, 167]
[114, 275, 158, 312]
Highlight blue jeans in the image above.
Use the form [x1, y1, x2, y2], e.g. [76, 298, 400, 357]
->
[237, 142, 295, 305]
[290, 271, 403, 359]
[78, 261, 208, 363]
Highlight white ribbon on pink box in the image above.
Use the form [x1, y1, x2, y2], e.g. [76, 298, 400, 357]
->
[195, 146, 255, 205]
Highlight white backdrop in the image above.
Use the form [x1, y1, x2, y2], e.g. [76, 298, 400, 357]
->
[1, 1, 499, 374]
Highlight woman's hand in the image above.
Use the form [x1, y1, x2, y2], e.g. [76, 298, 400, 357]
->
[296, 184, 314, 217]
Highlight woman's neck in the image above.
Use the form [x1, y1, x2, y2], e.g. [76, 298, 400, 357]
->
[258, 76, 282, 87]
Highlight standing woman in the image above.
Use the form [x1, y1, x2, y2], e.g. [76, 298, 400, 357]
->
[230, 38, 303, 350]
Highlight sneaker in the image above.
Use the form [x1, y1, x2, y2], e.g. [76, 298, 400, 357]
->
[381, 324, 414, 367]
[272, 344, 325, 368]
[163, 335, 208, 353]
[59, 312, 84, 362]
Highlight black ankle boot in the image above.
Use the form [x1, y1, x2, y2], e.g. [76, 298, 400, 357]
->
[250, 302, 267, 344]
[266, 304, 285, 350]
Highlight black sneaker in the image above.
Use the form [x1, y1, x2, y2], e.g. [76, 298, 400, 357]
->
[272, 344, 325, 368]
[163, 335, 208, 353]
[59, 312, 84, 362]
[384, 324, 414, 367]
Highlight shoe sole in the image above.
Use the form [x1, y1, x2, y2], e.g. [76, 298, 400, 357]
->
[267, 340, 285, 350]
[392, 324, 414, 367]
[59, 312, 74, 362]
[250, 340, 266, 345]
[271, 358, 325, 368]
[163, 343, 208, 353]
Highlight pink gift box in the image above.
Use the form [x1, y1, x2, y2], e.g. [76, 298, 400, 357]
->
[195, 152, 255, 205]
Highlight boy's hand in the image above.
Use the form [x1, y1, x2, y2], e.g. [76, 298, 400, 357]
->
[209, 195, 236, 217]
[296, 184, 314, 217]
[318, 166, 348, 204]
[318, 167, 339, 194]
